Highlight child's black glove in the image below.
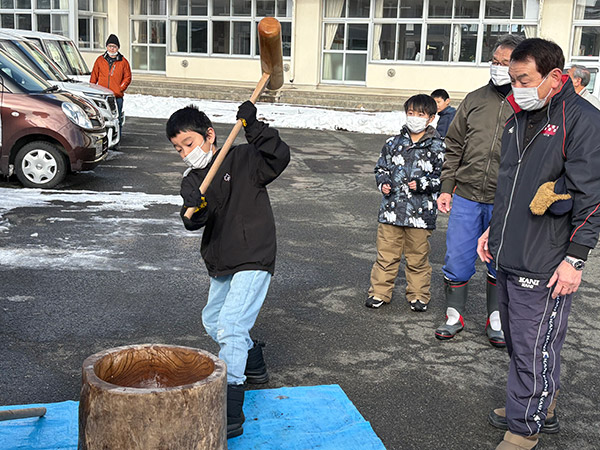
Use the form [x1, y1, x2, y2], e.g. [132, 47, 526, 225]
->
[236, 100, 257, 128]
[181, 183, 208, 209]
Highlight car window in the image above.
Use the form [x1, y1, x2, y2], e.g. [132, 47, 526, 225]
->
[21, 41, 68, 81]
[0, 53, 51, 93]
[60, 40, 90, 76]
[0, 41, 46, 79]
[45, 40, 70, 74]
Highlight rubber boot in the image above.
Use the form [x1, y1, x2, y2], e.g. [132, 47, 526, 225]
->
[488, 390, 560, 434]
[435, 278, 468, 340]
[227, 384, 245, 439]
[245, 340, 269, 384]
[486, 272, 506, 348]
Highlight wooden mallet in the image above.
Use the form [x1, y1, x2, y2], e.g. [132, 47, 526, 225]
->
[184, 17, 284, 219]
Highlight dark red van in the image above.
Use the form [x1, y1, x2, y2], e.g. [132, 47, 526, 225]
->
[0, 49, 107, 188]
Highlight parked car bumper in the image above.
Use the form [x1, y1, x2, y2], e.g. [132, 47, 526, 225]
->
[69, 130, 108, 171]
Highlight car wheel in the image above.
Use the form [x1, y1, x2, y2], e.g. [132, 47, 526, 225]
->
[15, 141, 67, 188]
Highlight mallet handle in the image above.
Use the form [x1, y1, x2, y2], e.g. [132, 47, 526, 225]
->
[184, 72, 271, 219]
[0, 407, 47, 421]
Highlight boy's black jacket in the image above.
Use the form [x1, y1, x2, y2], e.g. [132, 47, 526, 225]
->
[489, 76, 600, 278]
[179, 120, 290, 277]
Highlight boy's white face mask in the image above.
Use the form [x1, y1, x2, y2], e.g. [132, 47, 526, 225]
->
[405, 116, 429, 134]
[183, 139, 213, 169]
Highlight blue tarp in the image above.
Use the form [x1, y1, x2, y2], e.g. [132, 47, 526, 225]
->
[0, 385, 385, 450]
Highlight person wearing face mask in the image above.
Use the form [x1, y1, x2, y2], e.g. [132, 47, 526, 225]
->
[434, 34, 524, 347]
[477, 38, 600, 450]
[166, 101, 290, 439]
[365, 94, 445, 312]
[90, 34, 132, 138]
[566, 64, 600, 110]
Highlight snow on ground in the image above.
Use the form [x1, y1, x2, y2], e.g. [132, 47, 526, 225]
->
[0, 188, 180, 232]
[124, 93, 409, 135]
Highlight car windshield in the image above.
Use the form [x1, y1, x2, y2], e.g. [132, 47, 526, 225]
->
[0, 52, 51, 93]
[0, 40, 46, 79]
[22, 40, 69, 81]
[60, 40, 90, 76]
[45, 39, 70, 74]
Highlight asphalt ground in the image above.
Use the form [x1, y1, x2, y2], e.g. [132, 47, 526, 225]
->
[1, 117, 599, 449]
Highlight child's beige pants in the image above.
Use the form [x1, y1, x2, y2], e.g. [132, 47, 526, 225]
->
[368, 223, 432, 304]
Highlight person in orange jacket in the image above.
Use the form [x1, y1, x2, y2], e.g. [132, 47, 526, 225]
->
[90, 34, 132, 137]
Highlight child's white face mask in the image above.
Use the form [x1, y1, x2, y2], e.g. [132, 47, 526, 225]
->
[405, 116, 429, 134]
[183, 140, 213, 169]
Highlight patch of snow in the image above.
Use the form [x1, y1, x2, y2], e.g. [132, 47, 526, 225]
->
[124, 93, 409, 135]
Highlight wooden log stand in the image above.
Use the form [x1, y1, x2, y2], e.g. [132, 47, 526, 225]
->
[78, 344, 227, 450]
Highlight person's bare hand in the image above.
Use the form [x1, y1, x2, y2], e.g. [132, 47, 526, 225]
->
[477, 227, 493, 263]
[408, 180, 417, 191]
[547, 260, 582, 299]
[382, 184, 391, 195]
[437, 193, 452, 213]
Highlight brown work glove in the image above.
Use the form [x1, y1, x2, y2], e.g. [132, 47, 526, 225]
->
[529, 179, 572, 216]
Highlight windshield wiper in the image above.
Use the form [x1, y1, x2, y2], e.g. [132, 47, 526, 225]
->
[42, 85, 60, 93]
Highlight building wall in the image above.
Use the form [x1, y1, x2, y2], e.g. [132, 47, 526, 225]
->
[75, 0, 581, 97]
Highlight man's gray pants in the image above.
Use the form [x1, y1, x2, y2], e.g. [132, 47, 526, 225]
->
[497, 270, 572, 437]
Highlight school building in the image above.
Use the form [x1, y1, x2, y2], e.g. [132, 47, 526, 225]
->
[1, 0, 599, 109]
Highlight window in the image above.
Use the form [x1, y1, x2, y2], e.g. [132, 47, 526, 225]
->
[571, 1, 600, 96]
[78, 0, 108, 49]
[572, 1, 600, 58]
[0, 0, 69, 34]
[323, 0, 370, 83]
[131, 0, 168, 72]
[169, 0, 292, 58]
[369, 0, 538, 65]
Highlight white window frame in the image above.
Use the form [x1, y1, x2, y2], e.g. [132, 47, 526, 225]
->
[77, 0, 108, 50]
[570, 1, 600, 96]
[0, 0, 72, 34]
[167, 0, 293, 59]
[326, 0, 541, 69]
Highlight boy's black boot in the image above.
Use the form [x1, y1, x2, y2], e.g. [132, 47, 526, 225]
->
[227, 384, 245, 439]
[245, 341, 269, 384]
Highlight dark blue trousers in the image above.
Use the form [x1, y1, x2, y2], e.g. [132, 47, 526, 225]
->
[497, 270, 572, 437]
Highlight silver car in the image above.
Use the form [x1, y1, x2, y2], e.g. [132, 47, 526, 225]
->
[0, 29, 121, 148]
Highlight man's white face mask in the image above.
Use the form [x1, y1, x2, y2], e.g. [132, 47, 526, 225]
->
[512, 74, 552, 111]
[490, 64, 511, 86]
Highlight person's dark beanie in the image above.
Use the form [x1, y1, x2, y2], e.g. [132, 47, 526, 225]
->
[106, 34, 120, 48]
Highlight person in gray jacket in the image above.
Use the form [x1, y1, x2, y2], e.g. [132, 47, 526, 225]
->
[566, 64, 600, 110]
[434, 34, 524, 346]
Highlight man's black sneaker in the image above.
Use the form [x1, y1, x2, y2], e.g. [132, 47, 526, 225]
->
[488, 408, 560, 434]
[365, 296, 385, 308]
[410, 299, 428, 312]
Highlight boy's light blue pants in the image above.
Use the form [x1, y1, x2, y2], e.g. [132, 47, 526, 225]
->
[442, 194, 496, 282]
[202, 270, 271, 385]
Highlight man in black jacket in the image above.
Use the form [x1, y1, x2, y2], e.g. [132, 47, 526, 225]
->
[478, 38, 600, 450]
[166, 102, 290, 439]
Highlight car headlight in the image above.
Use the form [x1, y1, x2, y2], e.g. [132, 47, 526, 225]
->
[62, 101, 94, 130]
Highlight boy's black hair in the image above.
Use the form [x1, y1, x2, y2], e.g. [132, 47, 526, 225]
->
[430, 89, 449, 100]
[510, 38, 565, 78]
[166, 104, 215, 144]
[404, 94, 437, 117]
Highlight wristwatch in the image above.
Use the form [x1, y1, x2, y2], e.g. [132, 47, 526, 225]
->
[564, 256, 585, 271]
